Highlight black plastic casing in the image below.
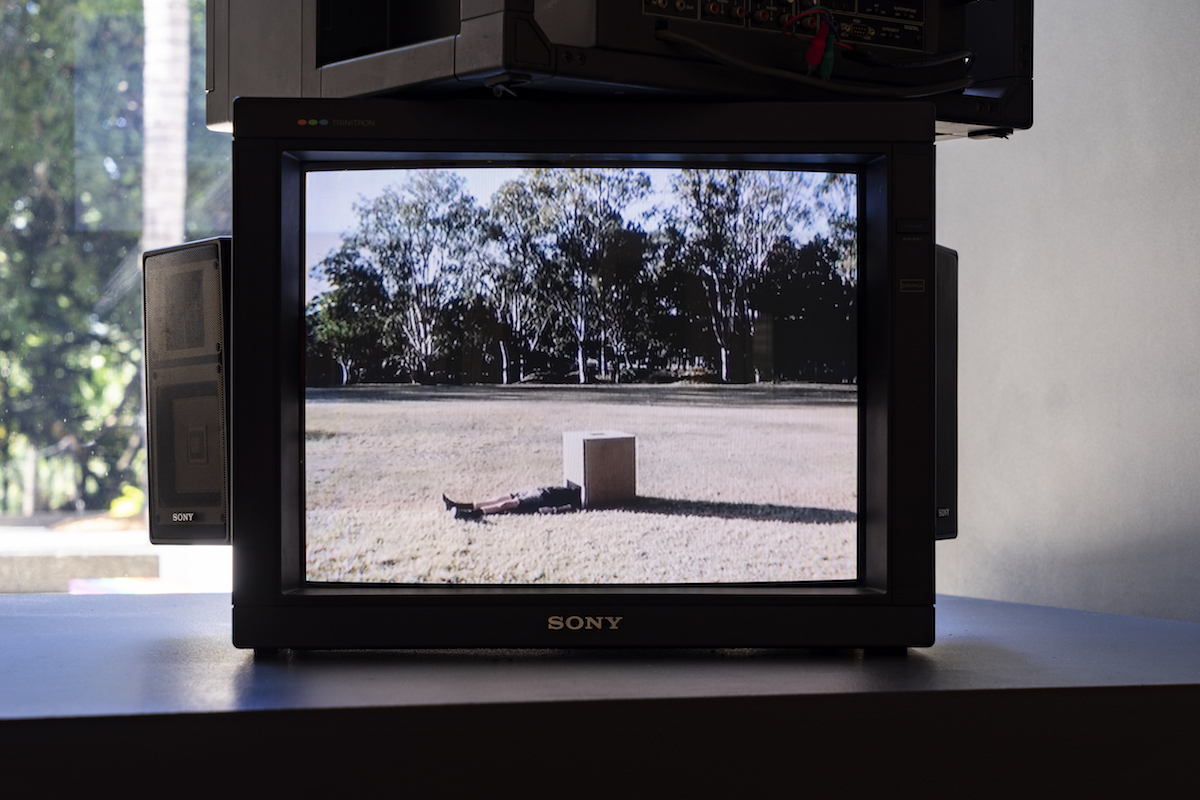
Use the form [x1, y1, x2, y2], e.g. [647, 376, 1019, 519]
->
[313, 0, 1031, 137]
[229, 97, 939, 649]
[935, 244, 958, 541]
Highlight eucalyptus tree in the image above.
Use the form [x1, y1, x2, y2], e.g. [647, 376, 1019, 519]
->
[315, 171, 484, 382]
[524, 168, 652, 383]
[663, 168, 849, 383]
[663, 169, 752, 382]
[589, 225, 655, 381]
[483, 175, 554, 383]
[306, 258, 390, 385]
[757, 234, 858, 382]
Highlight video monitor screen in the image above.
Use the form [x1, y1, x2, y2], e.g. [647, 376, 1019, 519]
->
[303, 165, 858, 585]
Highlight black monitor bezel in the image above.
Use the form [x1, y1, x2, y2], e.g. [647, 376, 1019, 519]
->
[229, 98, 936, 648]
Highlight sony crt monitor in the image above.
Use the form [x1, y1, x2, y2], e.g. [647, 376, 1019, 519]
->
[214, 97, 952, 649]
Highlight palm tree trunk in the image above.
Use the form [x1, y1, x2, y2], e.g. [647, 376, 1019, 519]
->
[142, 0, 190, 252]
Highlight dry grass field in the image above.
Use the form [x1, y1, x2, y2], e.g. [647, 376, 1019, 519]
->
[305, 383, 857, 585]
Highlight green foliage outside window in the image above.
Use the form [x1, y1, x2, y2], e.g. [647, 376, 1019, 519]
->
[0, 0, 228, 515]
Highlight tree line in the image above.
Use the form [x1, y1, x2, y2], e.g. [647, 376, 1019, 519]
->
[306, 167, 857, 388]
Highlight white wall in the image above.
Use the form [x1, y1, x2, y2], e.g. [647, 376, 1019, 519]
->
[936, 1, 1200, 622]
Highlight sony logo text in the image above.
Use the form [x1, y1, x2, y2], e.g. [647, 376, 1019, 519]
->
[547, 615, 623, 631]
[172, 512, 195, 522]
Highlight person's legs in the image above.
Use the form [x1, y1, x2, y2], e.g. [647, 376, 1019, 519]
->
[444, 492, 522, 519]
[445, 487, 579, 519]
[476, 496, 521, 515]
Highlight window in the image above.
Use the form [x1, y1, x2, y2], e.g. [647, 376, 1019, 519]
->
[0, 0, 230, 593]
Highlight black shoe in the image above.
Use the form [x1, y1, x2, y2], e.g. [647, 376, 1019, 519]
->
[443, 493, 471, 512]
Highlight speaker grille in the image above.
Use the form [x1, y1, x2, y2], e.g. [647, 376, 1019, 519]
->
[142, 239, 230, 544]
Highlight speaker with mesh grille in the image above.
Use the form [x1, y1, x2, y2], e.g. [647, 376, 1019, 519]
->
[142, 237, 231, 544]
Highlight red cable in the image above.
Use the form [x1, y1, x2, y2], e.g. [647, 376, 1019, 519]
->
[805, 20, 830, 69]
[784, 10, 854, 50]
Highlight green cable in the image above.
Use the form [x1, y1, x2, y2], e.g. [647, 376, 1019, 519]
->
[819, 30, 837, 77]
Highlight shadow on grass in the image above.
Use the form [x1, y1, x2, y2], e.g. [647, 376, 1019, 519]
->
[618, 496, 856, 525]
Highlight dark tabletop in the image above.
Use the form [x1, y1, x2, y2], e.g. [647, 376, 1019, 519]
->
[3, 592, 1199, 720]
[4, 592, 1198, 795]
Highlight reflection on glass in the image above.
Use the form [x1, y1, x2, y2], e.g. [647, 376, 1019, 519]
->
[0, 0, 230, 594]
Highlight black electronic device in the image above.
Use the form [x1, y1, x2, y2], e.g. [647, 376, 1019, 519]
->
[175, 96, 961, 650]
[207, 0, 1032, 140]
[935, 244, 957, 540]
[142, 237, 232, 545]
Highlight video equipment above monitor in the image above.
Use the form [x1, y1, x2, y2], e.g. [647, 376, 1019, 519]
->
[139, 96, 958, 650]
[206, 0, 1032, 140]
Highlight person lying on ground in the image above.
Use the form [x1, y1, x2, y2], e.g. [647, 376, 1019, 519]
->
[443, 485, 582, 520]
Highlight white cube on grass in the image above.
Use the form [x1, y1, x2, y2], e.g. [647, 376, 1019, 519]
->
[562, 431, 637, 508]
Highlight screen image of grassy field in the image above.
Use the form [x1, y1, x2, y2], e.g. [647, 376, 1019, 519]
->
[305, 384, 857, 585]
